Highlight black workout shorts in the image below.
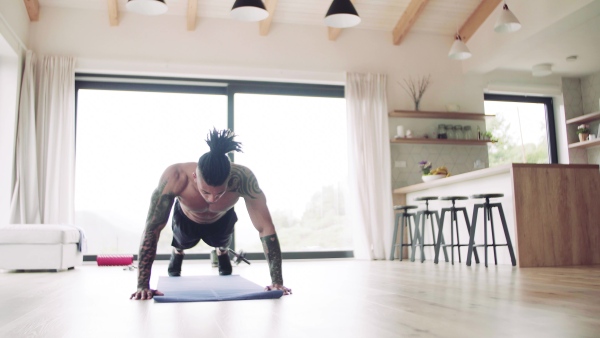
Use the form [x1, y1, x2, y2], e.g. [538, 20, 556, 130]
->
[171, 200, 238, 250]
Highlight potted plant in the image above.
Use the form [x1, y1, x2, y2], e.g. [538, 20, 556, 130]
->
[419, 160, 432, 175]
[482, 131, 499, 143]
[577, 124, 590, 142]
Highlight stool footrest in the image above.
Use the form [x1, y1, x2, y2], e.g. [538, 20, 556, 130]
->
[472, 244, 509, 247]
[441, 244, 470, 248]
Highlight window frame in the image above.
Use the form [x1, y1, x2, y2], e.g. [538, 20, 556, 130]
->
[484, 93, 558, 164]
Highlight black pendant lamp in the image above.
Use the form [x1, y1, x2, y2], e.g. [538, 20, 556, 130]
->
[231, 0, 269, 22]
[324, 0, 361, 28]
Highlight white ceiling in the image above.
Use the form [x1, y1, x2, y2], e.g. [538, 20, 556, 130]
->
[36, 0, 600, 77]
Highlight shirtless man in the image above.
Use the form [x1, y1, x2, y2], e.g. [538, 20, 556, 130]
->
[130, 129, 291, 300]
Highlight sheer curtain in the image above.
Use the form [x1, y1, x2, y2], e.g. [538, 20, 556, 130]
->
[11, 52, 76, 224]
[10, 51, 40, 223]
[345, 73, 393, 260]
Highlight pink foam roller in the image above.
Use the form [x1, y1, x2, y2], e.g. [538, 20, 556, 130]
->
[97, 255, 134, 266]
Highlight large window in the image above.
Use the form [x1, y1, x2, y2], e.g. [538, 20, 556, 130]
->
[484, 94, 558, 166]
[75, 83, 227, 255]
[233, 93, 349, 252]
[74, 76, 349, 257]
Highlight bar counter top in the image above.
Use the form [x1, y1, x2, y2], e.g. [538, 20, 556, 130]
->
[393, 163, 599, 194]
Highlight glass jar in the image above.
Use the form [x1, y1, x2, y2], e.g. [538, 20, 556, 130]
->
[454, 125, 464, 139]
[437, 124, 447, 139]
[464, 126, 473, 140]
[447, 125, 456, 139]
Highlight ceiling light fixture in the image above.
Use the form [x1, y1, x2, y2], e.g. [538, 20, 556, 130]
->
[448, 34, 472, 60]
[230, 0, 269, 22]
[532, 63, 552, 77]
[324, 0, 361, 28]
[494, 2, 521, 33]
[126, 0, 168, 16]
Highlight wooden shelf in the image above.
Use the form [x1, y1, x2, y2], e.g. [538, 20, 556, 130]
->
[389, 110, 493, 121]
[568, 138, 600, 149]
[391, 138, 493, 146]
[566, 111, 600, 125]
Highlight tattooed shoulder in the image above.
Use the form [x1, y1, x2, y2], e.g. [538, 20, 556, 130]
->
[228, 164, 262, 199]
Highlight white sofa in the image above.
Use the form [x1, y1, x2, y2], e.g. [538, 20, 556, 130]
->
[0, 224, 84, 271]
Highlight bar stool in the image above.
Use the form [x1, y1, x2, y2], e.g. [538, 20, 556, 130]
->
[411, 197, 448, 263]
[466, 193, 517, 267]
[389, 205, 419, 261]
[434, 196, 480, 265]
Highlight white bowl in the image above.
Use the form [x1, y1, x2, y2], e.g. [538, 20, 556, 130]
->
[422, 174, 446, 182]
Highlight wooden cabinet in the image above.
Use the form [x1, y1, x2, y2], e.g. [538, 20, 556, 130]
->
[389, 110, 494, 145]
[566, 111, 600, 149]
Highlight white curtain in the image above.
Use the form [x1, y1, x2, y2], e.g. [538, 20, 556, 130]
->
[11, 51, 41, 224]
[346, 73, 394, 260]
[11, 52, 76, 224]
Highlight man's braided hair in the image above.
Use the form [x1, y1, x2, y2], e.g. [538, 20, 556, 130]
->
[198, 128, 242, 186]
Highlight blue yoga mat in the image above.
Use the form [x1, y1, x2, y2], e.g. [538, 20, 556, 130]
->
[153, 275, 284, 303]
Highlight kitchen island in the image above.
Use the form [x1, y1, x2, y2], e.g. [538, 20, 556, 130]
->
[393, 164, 600, 267]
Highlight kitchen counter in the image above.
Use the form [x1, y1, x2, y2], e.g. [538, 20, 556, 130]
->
[393, 163, 600, 267]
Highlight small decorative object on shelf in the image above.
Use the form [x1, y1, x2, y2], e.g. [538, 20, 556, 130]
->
[398, 75, 431, 111]
[577, 124, 590, 142]
[396, 125, 405, 138]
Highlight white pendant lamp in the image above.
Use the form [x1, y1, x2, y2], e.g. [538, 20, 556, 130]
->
[126, 0, 168, 16]
[230, 0, 269, 22]
[324, 0, 361, 28]
[494, 2, 521, 33]
[448, 34, 472, 60]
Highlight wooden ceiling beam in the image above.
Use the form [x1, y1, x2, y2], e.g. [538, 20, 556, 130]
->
[328, 27, 342, 41]
[459, 0, 501, 42]
[23, 0, 40, 22]
[107, 0, 119, 26]
[259, 0, 279, 36]
[392, 0, 429, 46]
[187, 0, 198, 31]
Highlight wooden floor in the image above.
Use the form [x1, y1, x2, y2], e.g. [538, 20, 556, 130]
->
[1, 259, 600, 338]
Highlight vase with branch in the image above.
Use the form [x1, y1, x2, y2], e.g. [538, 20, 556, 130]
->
[399, 75, 431, 111]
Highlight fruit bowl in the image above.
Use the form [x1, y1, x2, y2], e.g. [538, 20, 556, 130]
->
[422, 174, 446, 182]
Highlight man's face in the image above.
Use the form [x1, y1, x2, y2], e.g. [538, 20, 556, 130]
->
[195, 169, 228, 204]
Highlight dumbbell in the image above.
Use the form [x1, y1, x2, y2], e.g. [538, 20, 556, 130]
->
[228, 248, 251, 265]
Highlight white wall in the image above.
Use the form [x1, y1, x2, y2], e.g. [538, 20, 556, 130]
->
[0, 2, 29, 226]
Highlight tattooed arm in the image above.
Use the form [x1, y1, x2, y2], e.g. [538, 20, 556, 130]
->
[130, 165, 184, 300]
[230, 164, 291, 295]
